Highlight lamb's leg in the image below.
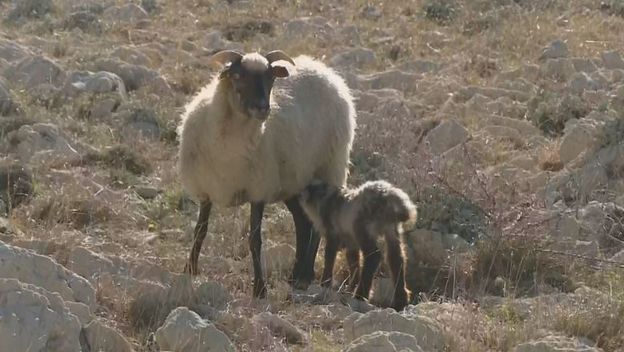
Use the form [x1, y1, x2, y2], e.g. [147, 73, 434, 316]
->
[285, 196, 320, 290]
[321, 236, 339, 288]
[346, 248, 360, 292]
[354, 233, 381, 301]
[184, 200, 212, 275]
[385, 233, 408, 311]
[250, 202, 267, 298]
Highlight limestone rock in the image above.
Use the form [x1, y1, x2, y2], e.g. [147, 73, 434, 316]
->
[0, 241, 96, 309]
[5, 55, 66, 89]
[155, 307, 235, 352]
[343, 309, 446, 351]
[0, 278, 82, 352]
[424, 119, 470, 155]
[513, 335, 602, 352]
[83, 319, 133, 352]
[102, 4, 149, 27]
[345, 331, 425, 352]
[329, 47, 376, 70]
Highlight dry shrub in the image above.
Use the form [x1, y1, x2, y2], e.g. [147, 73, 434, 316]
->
[84, 144, 152, 175]
[470, 236, 574, 297]
[553, 270, 624, 352]
[0, 162, 34, 211]
[555, 302, 624, 351]
[34, 194, 113, 228]
[538, 140, 563, 171]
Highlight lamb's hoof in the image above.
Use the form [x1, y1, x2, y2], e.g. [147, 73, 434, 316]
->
[183, 262, 199, 276]
[312, 287, 338, 305]
[344, 296, 375, 313]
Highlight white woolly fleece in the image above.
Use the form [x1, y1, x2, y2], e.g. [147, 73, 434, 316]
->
[177, 55, 357, 207]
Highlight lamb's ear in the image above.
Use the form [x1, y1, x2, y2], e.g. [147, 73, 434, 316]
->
[271, 64, 290, 78]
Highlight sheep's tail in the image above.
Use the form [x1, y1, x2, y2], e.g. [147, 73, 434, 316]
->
[388, 190, 417, 229]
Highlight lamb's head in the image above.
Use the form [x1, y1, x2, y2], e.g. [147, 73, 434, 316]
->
[300, 180, 334, 214]
[212, 50, 295, 121]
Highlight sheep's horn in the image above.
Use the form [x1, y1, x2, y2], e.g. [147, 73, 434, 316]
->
[265, 50, 295, 66]
[211, 50, 244, 66]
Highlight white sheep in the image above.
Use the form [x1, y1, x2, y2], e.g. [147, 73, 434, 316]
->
[299, 179, 416, 311]
[178, 50, 356, 297]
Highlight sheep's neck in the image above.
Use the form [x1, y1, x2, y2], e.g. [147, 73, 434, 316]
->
[213, 91, 265, 151]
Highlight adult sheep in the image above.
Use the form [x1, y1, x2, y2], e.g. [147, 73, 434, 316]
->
[178, 50, 356, 297]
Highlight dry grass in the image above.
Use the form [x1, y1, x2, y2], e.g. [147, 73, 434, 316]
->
[2, 0, 624, 350]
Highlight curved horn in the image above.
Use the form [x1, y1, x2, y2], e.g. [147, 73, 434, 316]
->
[210, 50, 244, 66]
[265, 50, 295, 66]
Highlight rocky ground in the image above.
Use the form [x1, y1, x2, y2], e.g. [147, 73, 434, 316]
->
[1, 0, 624, 351]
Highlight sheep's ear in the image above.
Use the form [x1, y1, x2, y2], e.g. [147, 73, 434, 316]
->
[271, 64, 290, 78]
[218, 63, 232, 80]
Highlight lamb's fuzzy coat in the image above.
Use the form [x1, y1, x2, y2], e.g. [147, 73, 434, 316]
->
[178, 55, 356, 207]
[299, 179, 417, 311]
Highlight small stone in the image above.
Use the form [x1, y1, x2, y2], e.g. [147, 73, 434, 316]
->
[571, 57, 598, 73]
[361, 5, 383, 20]
[601, 50, 624, 70]
[252, 312, 306, 344]
[134, 185, 160, 199]
[539, 39, 568, 61]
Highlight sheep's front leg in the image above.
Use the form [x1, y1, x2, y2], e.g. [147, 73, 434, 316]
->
[285, 196, 320, 290]
[385, 234, 408, 311]
[321, 235, 339, 288]
[184, 200, 212, 275]
[354, 232, 381, 301]
[250, 202, 267, 298]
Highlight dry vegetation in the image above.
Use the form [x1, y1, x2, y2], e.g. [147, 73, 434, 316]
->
[1, 0, 624, 350]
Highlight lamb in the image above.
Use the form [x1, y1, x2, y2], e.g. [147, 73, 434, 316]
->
[177, 50, 356, 298]
[299, 180, 416, 311]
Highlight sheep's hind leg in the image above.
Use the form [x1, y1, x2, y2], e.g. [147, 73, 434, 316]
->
[354, 232, 382, 301]
[346, 248, 360, 292]
[385, 233, 408, 311]
[184, 200, 212, 275]
[285, 196, 320, 290]
[250, 202, 267, 298]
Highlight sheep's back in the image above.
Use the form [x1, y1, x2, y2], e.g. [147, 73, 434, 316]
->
[255, 57, 356, 201]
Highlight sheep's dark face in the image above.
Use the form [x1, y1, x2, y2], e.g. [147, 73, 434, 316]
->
[220, 54, 290, 121]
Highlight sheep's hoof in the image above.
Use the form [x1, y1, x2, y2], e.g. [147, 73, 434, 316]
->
[183, 262, 199, 276]
[288, 277, 311, 291]
[253, 281, 267, 298]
